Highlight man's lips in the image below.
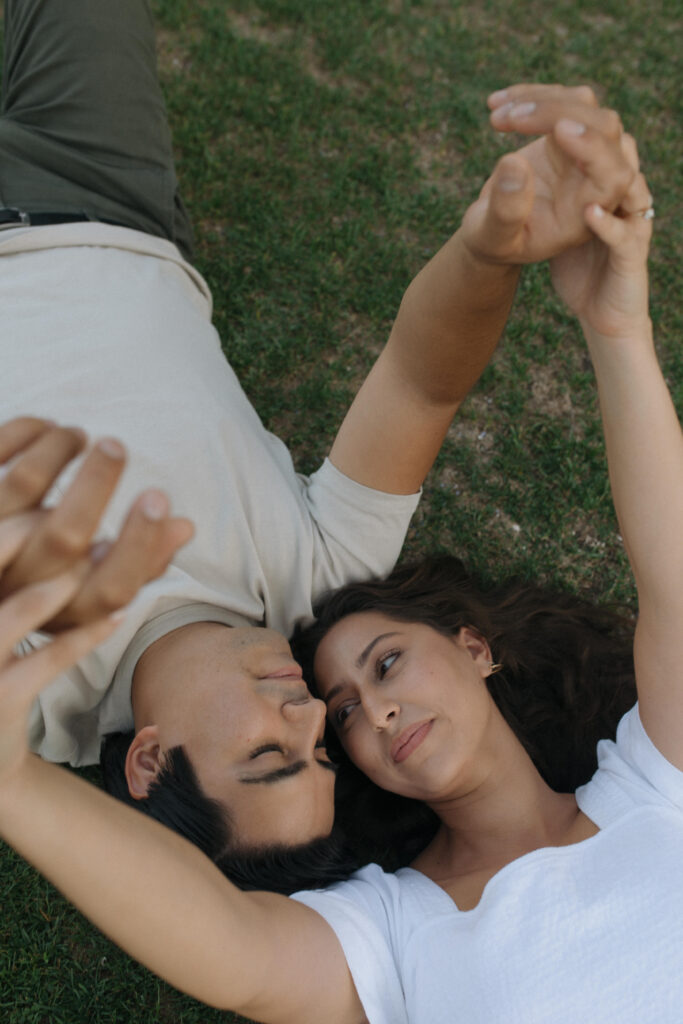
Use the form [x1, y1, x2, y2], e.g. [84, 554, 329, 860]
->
[391, 720, 434, 763]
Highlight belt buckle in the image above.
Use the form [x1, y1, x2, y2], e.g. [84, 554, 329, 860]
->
[0, 207, 31, 231]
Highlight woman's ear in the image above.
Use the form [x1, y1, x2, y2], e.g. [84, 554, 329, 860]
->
[454, 626, 494, 676]
[124, 724, 164, 800]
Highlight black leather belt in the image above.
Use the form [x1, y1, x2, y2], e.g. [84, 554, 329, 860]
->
[0, 207, 126, 230]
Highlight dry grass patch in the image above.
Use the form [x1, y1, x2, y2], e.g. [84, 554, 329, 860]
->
[226, 9, 293, 48]
[414, 125, 468, 198]
[156, 26, 198, 75]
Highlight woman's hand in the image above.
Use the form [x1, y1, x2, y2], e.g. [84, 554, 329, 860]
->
[550, 144, 653, 341]
[0, 417, 194, 629]
[462, 84, 635, 267]
[0, 548, 121, 782]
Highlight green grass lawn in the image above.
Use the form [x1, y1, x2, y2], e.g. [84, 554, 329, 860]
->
[2, 0, 681, 1020]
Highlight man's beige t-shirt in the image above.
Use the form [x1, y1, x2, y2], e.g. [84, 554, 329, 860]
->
[1, 223, 419, 765]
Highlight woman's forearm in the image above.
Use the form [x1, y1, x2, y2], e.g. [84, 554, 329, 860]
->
[585, 322, 683, 622]
[0, 756, 272, 1011]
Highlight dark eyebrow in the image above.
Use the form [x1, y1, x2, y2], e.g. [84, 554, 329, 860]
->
[238, 759, 337, 785]
[323, 632, 402, 706]
[356, 632, 401, 670]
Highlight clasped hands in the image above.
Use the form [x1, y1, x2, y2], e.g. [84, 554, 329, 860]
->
[463, 83, 638, 262]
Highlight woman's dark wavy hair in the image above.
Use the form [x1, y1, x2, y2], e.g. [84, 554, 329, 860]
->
[292, 555, 636, 871]
[101, 732, 358, 894]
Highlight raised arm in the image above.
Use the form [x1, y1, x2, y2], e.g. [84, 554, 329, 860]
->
[1, 764, 360, 1024]
[0, 437, 361, 1024]
[329, 85, 634, 494]
[553, 151, 683, 768]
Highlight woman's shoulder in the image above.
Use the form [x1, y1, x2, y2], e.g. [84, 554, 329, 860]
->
[576, 704, 683, 827]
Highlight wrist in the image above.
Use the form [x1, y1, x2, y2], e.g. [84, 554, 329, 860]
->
[446, 229, 521, 309]
[582, 315, 654, 351]
[0, 751, 41, 824]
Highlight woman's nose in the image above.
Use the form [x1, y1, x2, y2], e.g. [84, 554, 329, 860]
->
[363, 694, 399, 731]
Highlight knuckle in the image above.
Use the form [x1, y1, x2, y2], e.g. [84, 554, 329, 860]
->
[601, 108, 623, 138]
[3, 583, 50, 628]
[8, 416, 47, 435]
[576, 84, 598, 106]
[4, 460, 46, 502]
[44, 524, 89, 560]
[93, 580, 132, 612]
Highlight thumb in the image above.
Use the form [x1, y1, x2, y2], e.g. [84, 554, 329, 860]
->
[465, 154, 534, 259]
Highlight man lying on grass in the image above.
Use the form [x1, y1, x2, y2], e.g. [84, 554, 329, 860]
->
[1, 0, 634, 890]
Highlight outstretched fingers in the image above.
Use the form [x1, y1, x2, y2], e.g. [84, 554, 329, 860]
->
[0, 424, 87, 517]
[0, 561, 93, 659]
[552, 117, 635, 207]
[0, 511, 44, 569]
[488, 83, 599, 112]
[0, 564, 123, 780]
[0, 418, 56, 463]
[489, 87, 611, 137]
[53, 491, 195, 626]
[0, 438, 127, 594]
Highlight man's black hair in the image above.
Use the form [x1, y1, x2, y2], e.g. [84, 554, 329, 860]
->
[100, 731, 358, 895]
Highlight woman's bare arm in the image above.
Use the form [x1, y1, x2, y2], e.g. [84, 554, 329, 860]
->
[555, 156, 683, 767]
[0, 434, 362, 1024]
[0, 758, 361, 1024]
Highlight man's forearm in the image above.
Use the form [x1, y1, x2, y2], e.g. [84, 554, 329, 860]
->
[392, 228, 521, 405]
[329, 230, 520, 494]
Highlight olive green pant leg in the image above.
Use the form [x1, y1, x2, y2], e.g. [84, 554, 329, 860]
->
[0, 0, 193, 259]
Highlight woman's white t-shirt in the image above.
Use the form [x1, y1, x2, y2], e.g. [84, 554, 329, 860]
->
[292, 706, 683, 1024]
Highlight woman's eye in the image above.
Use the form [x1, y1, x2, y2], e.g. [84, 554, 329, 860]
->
[333, 703, 356, 727]
[377, 651, 399, 678]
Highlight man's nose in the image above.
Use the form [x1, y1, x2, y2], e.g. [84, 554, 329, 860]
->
[281, 694, 327, 732]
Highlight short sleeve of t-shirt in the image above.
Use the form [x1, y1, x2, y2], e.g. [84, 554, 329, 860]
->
[300, 459, 420, 601]
[291, 866, 410, 1024]
[576, 704, 683, 827]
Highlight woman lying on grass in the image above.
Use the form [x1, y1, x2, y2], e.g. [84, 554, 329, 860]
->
[292, 148, 682, 1022]
[0, 104, 680, 1024]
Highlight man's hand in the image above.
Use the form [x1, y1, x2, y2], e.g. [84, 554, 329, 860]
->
[0, 418, 194, 629]
[462, 84, 635, 266]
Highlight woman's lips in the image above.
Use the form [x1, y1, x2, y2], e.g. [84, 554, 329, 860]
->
[391, 720, 434, 763]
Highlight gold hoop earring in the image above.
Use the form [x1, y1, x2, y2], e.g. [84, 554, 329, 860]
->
[488, 662, 503, 675]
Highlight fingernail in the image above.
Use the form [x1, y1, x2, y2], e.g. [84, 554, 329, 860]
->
[488, 88, 508, 104]
[90, 539, 112, 564]
[97, 438, 125, 460]
[558, 118, 586, 136]
[500, 173, 525, 192]
[109, 609, 127, 625]
[509, 101, 536, 118]
[592, 204, 605, 218]
[141, 490, 168, 521]
[490, 102, 513, 122]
